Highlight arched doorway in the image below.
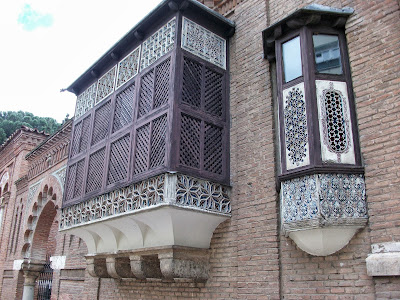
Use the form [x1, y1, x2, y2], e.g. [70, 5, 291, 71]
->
[21, 179, 61, 300]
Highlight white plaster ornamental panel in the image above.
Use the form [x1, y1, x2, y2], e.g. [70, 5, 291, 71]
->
[52, 166, 67, 193]
[140, 18, 176, 71]
[75, 83, 97, 118]
[316, 80, 355, 164]
[181, 17, 226, 69]
[24, 179, 43, 224]
[116, 45, 141, 89]
[0, 171, 9, 190]
[96, 66, 117, 105]
[282, 82, 310, 170]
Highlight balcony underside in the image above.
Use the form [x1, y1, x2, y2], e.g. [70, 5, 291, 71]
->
[60, 173, 230, 280]
[60, 204, 229, 254]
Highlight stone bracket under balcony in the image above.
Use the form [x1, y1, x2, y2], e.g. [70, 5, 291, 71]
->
[86, 246, 209, 281]
[281, 173, 368, 256]
[59, 173, 230, 279]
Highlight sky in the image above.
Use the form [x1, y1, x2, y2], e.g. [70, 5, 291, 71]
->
[0, 0, 163, 123]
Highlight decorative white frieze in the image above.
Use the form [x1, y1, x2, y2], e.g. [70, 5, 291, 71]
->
[141, 18, 176, 71]
[283, 82, 310, 170]
[52, 166, 67, 193]
[59, 173, 230, 255]
[316, 80, 355, 164]
[96, 66, 117, 105]
[60, 173, 230, 230]
[181, 17, 226, 69]
[116, 46, 141, 89]
[75, 83, 97, 119]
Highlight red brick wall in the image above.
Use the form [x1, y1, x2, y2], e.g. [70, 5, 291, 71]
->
[0, 0, 399, 299]
[344, 0, 400, 298]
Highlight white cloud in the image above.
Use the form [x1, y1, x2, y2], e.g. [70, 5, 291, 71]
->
[0, 0, 162, 122]
[17, 4, 54, 31]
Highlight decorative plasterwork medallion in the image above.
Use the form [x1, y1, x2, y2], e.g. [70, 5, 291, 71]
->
[316, 80, 355, 164]
[141, 18, 176, 71]
[75, 83, 97, 119]
[282, 82, 310, 170]
[181, 17, 226, 69]
[116, 46, 141, 89]
[96, 66, 117, 105]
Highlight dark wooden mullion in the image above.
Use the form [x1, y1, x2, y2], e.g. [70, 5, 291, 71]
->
[129, 75, 142, 182]
[340, 31, 362, 166]
[102, 92, 118, 191]
[275, 34, 287, 175]
[166, 14, 181, 171]
[302, 26, 320, 167]
[199, 119, 205, 173]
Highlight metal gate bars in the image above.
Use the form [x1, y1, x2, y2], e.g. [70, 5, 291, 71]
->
[36, 256, 53, 300]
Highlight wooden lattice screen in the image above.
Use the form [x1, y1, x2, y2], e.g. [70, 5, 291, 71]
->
[64, 35, 229, 208]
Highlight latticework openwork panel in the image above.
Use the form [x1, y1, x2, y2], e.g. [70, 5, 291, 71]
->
[113, 84, 135, 133]
[179, 114, 201, 168]
[141, 18, 176, 70]
[182, 57, 202, 108]
[181, 17, 226, 69]
[96, 66, 116, 105]
[205, 67, 223, 117]
[134, 123, 150, 174]
[107, 134, 130, 185]
[138, 69, 155, 118]
[116, 46, 140, 89]
[79, 116, 91, 153]
[75, 83, 96, 119]
[150, 114, 167, 169]
[153, 58, 171, 109]
[70, 121, 82, 158]
[316, 80, 355, 164]
[86, 147, 106, 194]
[73, 159, 85, 198]
[204, 123, 223, 174]
[65, 164, 77, 201]
[91, 101, 111, 146]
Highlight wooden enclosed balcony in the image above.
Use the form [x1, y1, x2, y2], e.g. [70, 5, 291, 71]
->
[60, 0, 234, 280]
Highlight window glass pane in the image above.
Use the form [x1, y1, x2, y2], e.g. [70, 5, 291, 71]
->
[282, 36, 302, 83]
[313, 34, 342, 74]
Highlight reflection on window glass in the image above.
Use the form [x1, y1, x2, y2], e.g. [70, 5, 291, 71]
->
[313, 34, 342, 74]
[282, 36, 302, 82]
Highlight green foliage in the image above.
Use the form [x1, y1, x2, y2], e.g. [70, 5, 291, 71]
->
[0, 111, 61, 145]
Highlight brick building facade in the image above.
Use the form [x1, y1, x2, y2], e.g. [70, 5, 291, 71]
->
[0, 0, 399, 299]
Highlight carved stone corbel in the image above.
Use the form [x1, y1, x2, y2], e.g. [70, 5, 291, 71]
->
[158, 247, 209, 282]
[86, 257, 110, 278]
[106, 256, 134, 279]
